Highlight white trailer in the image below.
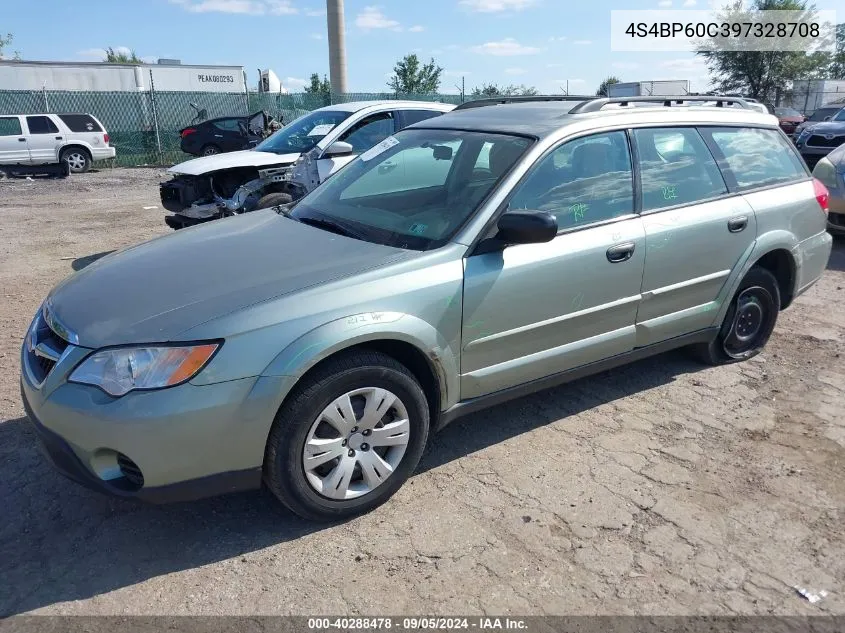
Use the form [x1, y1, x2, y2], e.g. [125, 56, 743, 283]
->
[607, 80, 690, 97]
[0, 60, 247, 93]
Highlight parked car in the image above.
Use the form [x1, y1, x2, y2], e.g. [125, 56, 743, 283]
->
[773, 106, 805, 136]
[794, 114, 845, 168]
[179, 111, 275, 157]
[813, 142, 845, 235]
[22, 96, 832, 520]
[792, 104, 845, 140]
[160, 100, 455, 230]
[0, 112, 114, 174]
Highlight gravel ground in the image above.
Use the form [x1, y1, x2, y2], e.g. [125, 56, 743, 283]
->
[0, 169, 843, 617]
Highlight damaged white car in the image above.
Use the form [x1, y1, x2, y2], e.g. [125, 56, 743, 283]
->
[159, 100, 454, 229]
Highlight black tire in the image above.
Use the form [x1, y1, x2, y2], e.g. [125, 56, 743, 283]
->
[256, 192, 293, 209]
[264, 350, 430, 521]
[692, 266, 780, 366]
[60, 147, 91, 174]
[201, 145, 221, 156]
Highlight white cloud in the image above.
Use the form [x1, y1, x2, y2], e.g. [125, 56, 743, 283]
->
[304, 7, 325, 16]
[658, 0, 672, 6]
[471, 38, 541, 56]
[430, 48, 444, 55]
[409, 25, 426, 32]
[284, 76, 308, 89]
[683, 0, 697, 5]
[310, 33, 323, 40]
[168, 0, 298, 14]
[548, 36, 567, 42]
[546, 62, 565, 68]
[505, 67, 527, 75]
[573, 39, 592, 45]
[612, 61, 640, 70]
[459, 0, 536, 12]
[356, 6, 402, 31]
[140, 55, 158, 64]
[660, 57, 706, 73]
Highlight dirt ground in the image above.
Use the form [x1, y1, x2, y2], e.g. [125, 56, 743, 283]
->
[0, 169, 843, 617]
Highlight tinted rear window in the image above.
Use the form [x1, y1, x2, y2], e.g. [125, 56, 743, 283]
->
[57, 114, 103, 133]
[702, 127, 807, 190]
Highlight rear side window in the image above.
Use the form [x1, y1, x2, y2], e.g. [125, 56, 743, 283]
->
[26, 116, 59, 134]
[397, 110, 443, 129]
[0, 117, 22, 136]
[634, 127, 727, 212]
[57, 114, 103, 133]
[212, 118, 243, 132]
[509, 130, 634, 229]
[703, 127, 807, 190]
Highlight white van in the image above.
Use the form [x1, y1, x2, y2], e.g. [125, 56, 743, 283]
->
[0, 113, 115, 174]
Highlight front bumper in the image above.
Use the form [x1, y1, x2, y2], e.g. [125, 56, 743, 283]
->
[20, 340, 291, 502]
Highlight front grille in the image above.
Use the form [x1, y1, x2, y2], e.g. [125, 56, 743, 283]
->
[117, 453, 144, 489]
[830, 212, 845, 227]
[26, 310, 70, 385]
[807, 134, 845, 148]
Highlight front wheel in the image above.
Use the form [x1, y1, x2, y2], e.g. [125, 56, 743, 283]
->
[264, 350, 430, 521]
[201, 145, 221, 156]
[256, 192, 293, 209]
[693, 266, 780, 365]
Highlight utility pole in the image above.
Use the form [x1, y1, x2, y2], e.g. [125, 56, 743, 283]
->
[326, 0, 348, 95]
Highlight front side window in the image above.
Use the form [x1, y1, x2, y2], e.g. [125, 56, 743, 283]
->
[255, 109, 353, 154]
[508, 131, 634, 229]
[397, 109, 444, 129]
[339, 112, 395, 154]
[290, 129, 533, 250]
[212, 118, 242, 132]
[0, 117, 22, 136]
[26, 116, 59, 135]
[634, 127, 727, 212]
[703, 126, 807, 190]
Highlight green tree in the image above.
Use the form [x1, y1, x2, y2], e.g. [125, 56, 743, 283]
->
[104, 47, 143, 64]
[388, 54, 443, 95]
[0, 33, 21, 60]
[471, 83, 539, 96]
[304, 73, 331, 96]
[595, 75, 621, 97]
[697, 0, 830, 101]
[828, 23, 845, 78]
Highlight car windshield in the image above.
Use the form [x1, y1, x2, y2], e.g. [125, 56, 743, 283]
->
[255, 109, 353, 154]
[775, 107, 801, 117]
[834, 109, 845, 122]
[809, 108, 840, 121]
[289, 128, 534, 251]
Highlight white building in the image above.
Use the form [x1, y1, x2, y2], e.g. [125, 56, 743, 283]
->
[786, 79, 845, 113]
[0, 59, 247, 93]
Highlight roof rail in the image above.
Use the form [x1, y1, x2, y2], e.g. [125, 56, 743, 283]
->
[453, 95, 592, 111]
[568, 95, 751, 114]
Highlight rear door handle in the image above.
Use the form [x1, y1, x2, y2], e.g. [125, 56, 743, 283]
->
[607, 242, 636, 263]
[55, 136, 62, 140]
[728, 216, 748, 233]
[18, 138, 26, 142]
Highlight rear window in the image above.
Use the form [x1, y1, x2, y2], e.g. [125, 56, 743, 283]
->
[57, 114, 103, 133]
[0, 117, 22, 136]
[701, 127, 807, 190]
[26, 116, 59, 134]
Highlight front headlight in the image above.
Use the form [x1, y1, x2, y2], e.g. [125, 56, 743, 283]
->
[69, 343, 220, 397]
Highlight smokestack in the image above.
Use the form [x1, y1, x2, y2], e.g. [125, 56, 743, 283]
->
[326, 0, 348, 94]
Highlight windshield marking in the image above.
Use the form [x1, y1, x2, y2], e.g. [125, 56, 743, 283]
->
[360, 136, 400, 162]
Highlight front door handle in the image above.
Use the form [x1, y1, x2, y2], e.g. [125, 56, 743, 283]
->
[55, 136, 63, 140]
[728, 215, 748, 233]
[607, 242, 636, 263]
[18, 138, 26, 142]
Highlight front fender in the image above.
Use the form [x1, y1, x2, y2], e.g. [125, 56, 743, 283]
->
[261, 311, 459, 412]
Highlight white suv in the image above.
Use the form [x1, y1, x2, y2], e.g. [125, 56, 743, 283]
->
[0, 113, 115, 174]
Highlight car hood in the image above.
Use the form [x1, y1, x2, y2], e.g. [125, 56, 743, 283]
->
[168, 149, 301, 175]
[801, 121, 845, 135]
[46, 210, 414, 348]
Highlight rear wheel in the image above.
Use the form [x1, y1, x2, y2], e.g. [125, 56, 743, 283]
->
[201, 145, 221, 156]
[264, 350, 430, 521]
[256, 192, 293, 209]
[693, 266, 780, 365]
[61, 148, 91, 173]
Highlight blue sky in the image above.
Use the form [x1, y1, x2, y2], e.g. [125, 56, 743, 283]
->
[3, 0, 832, 95]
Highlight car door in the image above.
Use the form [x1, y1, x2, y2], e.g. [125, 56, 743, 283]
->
[632, 126, 756, 346]
[460, 130, 646, 399]
[23, 116, 62, 164]
[211, 118, 248, 152]
[0, 116, 30, 164]
[317, 111, 396, 182]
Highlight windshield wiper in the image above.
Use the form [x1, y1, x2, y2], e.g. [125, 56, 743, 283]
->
[296, 215, 365, 240]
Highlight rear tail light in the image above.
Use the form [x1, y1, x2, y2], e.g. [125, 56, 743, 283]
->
[180, 128, 197, 138]
[813, 178, 829, 215]
[103, 133, 109, 145]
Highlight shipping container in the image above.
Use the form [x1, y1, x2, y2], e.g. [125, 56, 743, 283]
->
[607, 80, 690, 97]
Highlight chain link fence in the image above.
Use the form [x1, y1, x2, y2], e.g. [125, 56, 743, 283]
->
[775, 87, 845, 114]
[0, 87, 466, 167]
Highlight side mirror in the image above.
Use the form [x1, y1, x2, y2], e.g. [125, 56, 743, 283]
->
[323, 141, 354, 158]
[496, 211, 558, 245]
[824, 116, 832, 121]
